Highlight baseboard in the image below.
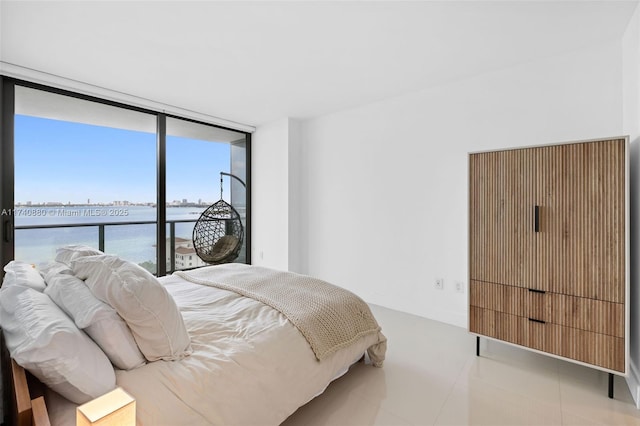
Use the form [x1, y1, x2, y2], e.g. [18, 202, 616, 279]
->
[626, 358, 640, 409]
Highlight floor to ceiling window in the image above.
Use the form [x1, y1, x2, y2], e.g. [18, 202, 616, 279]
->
[14, 86, 158, 271]
[165, 117, 248, 271]
[2, 80, 251, 274]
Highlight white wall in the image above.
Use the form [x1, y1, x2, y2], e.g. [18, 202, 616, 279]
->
[251, 118, 290, 270]
[291, 41, 623, 328]
[623, 2, 640, 408]
[251, 118, 306, 272]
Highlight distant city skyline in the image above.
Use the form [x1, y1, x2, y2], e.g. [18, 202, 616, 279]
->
[15, 114, 234, 204]
[14, 199, 217, 207]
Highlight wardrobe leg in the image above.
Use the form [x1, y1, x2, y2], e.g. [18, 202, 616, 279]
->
[609, 373, 614, 399]
[476, 336, 480, 357]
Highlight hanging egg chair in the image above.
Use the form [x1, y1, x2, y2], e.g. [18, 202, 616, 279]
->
[193, 172, 245, 265]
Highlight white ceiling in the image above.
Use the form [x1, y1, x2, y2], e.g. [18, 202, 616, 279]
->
[15, 85, 246, 142]
[1, 1, 638, 127]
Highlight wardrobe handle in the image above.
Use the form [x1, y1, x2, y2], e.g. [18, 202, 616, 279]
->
[528, 318, 546, 324]
[528, 288, 546, 294]
[534, 205, 540, 233]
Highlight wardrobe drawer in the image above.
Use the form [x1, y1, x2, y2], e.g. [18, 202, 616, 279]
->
[551, 294, 624, 338]
[470, 281, 522, 316]
[471, 307, 551, 351]
[470, 281, 551, 322]
[525, 318, 558, 354]
[470, 306, 525, 347]
[523, 319, 624, 372]
[470, 306, 625, 372]
[557, 325, 624, 372]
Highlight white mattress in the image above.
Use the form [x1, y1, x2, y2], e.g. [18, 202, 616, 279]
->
[47, 273, 383, 425]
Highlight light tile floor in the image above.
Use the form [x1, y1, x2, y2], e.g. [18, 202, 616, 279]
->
[281, 305, 640, 426]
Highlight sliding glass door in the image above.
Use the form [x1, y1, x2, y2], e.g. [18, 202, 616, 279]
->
[165, 117, 248, 272]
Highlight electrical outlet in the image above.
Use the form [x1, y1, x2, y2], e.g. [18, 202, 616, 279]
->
[435, 279, 444, 290]
[455, 281, 465, 293]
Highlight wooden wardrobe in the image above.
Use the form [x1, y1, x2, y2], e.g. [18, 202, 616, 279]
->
[469, 137, 628, 376]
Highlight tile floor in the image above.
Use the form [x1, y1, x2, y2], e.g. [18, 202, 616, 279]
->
[281, 305, 640, 426]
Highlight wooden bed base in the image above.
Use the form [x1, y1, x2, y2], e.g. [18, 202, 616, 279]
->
[1, 333, 51, 426]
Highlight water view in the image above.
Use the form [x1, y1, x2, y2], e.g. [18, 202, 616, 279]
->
[12, 92, 249, 273]
[12, 205, 206, 270]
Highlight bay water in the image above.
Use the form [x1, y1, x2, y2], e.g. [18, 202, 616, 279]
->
[11, 205, 205, 268]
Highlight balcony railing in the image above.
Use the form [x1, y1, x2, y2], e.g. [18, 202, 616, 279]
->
[14, 218, 199, 275]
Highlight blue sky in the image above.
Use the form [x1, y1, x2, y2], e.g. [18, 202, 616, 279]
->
[15, 115, 232, 204]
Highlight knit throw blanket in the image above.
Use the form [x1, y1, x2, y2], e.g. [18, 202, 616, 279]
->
[174, 264, 386, 365]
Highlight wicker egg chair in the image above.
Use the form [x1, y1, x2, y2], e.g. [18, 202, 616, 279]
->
[193, 173, 245, 265]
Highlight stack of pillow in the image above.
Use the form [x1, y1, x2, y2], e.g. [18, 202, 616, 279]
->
[0, 245, 192, 404]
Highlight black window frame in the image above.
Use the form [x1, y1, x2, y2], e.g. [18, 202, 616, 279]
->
[0, 76, 252, 275]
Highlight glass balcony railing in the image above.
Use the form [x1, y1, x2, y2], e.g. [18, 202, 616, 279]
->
[14, 219, 201, 276]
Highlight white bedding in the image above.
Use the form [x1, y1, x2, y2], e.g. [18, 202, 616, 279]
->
[47, 273, 385, 426]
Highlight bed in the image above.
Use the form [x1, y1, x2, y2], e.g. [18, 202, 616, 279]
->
[0, 247, 387, 426]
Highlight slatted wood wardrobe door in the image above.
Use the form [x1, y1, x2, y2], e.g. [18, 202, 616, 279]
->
[469, 137, 628, 375]
[468, 148, 537, 289]
[536, 139, 625, 303]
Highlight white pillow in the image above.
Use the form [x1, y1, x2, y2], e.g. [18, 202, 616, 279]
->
[0, 285, 115, 404]
[55, 245, 103, 266]
[72, 255, 192, 362]
[39, 261, 73, 282]
[3, 261, 46, 292]
[44, 272, 146, 370]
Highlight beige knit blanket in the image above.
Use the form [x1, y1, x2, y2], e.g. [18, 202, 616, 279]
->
[174, 264, 386, 366]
